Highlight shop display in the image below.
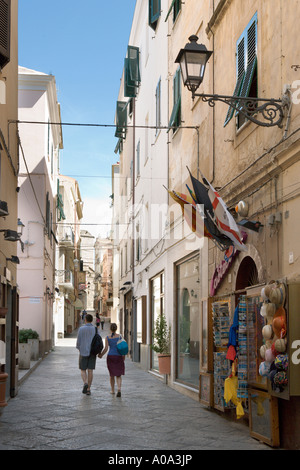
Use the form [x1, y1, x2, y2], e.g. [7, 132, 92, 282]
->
[237, 296, 248, 406]
[212, 300, 234, 411]
[214, 351, 233, 410]
[258, 281, 289, 394]
[212, 301, 230, 347]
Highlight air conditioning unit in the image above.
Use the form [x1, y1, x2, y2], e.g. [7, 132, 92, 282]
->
[0, 200, 9, 217]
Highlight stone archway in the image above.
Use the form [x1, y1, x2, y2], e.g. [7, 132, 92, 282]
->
[234, 244, 264, 292]
[236, 256, 258, 291]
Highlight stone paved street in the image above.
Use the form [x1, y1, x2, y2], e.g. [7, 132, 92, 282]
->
[0, 324, 272, 452]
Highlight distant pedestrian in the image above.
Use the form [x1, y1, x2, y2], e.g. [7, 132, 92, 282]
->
[81, 310, 87, 324]
[96, 311, 100, 329]
[100, 316, 105, 330]
[99, 323, 125, 397]
[76, 313, 96, 395]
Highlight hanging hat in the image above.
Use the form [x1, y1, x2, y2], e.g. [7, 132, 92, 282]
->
[273, 315, 287, 338]
[260, 302, 268, 318]
[274, 338, 287, 353]
[265, 348, 275, 363]
[260, 344, 267, 359]
[269, 283, 286, 307]
[274, 354, 288, 371]
[259, 361, 270, 377]
[271, 342, 280, 357]
[261, 287, 268, 301]
[264, 281, 276, 299]
[273, 371, 288, 387]
[262, 324, 273, 340]
[266, 303, 276, 318]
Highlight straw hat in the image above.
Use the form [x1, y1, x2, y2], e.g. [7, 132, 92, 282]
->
[266, 303, 276, 317]
[269, 282, 286, 307]
[260, 302, 268, 318]
[274, 338, 287, 353]
[262, 324, 273, 340]
[264, 281, 276, 299]
[260, 344, 267, 359]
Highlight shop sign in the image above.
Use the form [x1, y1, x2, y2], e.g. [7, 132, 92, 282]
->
[210, 233, 248, 297]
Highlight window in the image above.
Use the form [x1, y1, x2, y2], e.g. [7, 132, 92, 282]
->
[115, 101, 127, 139]
[155, 78, 161, 134]
[149, 0, 161, 30]
[165, 0, 181, 23]
[169, 68, 181, 132]
[224, 12, 258, 128]
[151, 272, 164, 371]
[124, 46, 141, 98]
[136, 140, 140, 178]
[176, 255, 200, 388]
[57, 180, 66, 221]
[0, 0, 11, 69]
[46, 192, 51, 239]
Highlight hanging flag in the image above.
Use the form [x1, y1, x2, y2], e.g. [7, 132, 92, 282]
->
[201, 173, 247, 252]
[166, 187, 210, 239]
[187, 169, 232, 250]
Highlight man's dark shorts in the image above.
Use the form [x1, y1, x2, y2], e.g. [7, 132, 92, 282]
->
[79, 355, 96, 370]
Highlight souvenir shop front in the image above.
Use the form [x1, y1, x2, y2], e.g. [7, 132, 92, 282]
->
[200, 254, 300, 449]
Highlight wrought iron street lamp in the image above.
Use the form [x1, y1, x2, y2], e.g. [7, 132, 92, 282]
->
[175, 35, 290, 128]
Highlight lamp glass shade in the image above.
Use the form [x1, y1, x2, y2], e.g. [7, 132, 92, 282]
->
[176, 36, 212, 94]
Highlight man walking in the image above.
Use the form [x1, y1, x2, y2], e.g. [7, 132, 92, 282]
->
[76, 313, 96, 395]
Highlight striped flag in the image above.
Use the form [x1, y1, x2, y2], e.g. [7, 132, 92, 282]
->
[201, 173, 247, 252]
[167, 188, 210, 239]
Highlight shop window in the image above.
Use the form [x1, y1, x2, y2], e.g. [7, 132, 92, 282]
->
[224, 12, 258, 129]
[176, 256, 200, 388]
[151, 272, 164, 371]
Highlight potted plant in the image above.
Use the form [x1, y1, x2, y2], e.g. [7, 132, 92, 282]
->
[19, 329, 39, 368]
[151, 313, 171, 375]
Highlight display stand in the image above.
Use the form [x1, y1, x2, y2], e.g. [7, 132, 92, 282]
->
[212, 298, 234, 411]
[249, 388, 280, 447]
[199, 371, 213, 406]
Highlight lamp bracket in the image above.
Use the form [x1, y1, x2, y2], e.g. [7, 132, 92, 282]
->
[193, 92, 290, 128]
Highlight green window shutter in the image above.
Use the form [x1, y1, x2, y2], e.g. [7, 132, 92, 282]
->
[114, 138, 123, 155]
[165, 0, 181, 22]
[56, 179, 66, 221]
[224, 13, 257, 127]
[127, 46, 140, 86]
[169, 69, 181, 130]
[238, 17, 257, 103]
[149, 0, 161, 30]
[136, 140, 140, 177]
[115, 101, 127, 139]
[156, 78, 161, 131]
[124, 58, 137, 98]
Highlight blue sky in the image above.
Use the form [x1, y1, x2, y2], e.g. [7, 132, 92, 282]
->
[18, 0, 136, 237]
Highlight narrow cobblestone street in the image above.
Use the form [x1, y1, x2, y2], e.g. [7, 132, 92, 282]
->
[0, 323, 272, 452]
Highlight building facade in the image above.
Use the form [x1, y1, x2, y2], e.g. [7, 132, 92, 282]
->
[112, 0, 300, 449]
[0, 0, 19, 405]
[17, 67, 63, 356]
[54, 175, 83, 339]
